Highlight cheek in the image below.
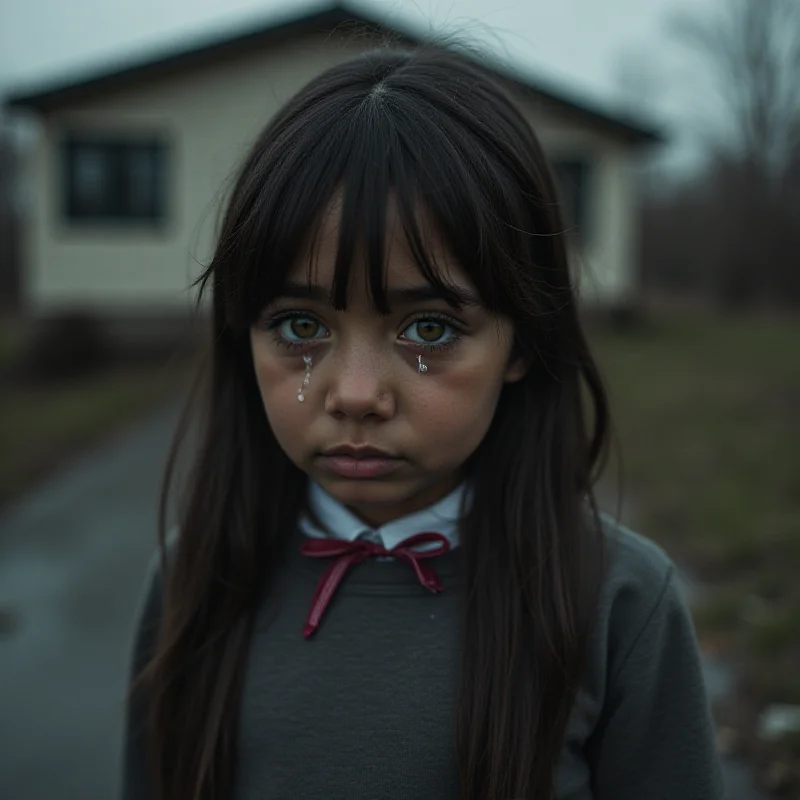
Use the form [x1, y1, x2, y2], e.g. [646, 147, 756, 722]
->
[251, 346, 305, 447]
[412, 359, 506, 464]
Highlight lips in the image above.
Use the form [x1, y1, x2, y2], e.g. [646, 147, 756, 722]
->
[319, 445, 403, 479]
[322, 444, 397, 459]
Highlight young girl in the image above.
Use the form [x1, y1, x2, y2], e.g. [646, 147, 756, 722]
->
[122, 45, 724, 800]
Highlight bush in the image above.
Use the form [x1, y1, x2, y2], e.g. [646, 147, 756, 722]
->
[21, 312, 112, 383]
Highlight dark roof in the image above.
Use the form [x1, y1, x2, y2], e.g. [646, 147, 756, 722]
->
[3, 1, 662, 145]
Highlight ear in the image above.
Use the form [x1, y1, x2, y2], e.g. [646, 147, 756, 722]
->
[503, 354, 530, 384]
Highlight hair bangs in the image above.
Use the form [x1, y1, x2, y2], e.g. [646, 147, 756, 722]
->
[339, 86, 542, 319]
[326, 96, 485, 315]
[208, 70, 549, 331]
[347, 71, 557, 323]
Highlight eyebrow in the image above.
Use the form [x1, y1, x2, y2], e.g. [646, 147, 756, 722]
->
[274, 281, 482, 310]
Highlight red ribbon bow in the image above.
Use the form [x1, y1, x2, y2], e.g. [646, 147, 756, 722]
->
[300, 532, 451, 638]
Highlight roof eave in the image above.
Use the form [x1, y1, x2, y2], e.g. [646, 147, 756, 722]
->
[3, 1, 663, 144]
[3, 3, 353, 112]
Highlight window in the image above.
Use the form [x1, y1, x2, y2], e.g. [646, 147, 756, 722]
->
[62, 135, 168, 224]
[551, 158, 592, 241]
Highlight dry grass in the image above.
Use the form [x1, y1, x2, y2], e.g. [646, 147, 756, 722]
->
[0, 320, 193, 509]
[590, 309, 800, 793]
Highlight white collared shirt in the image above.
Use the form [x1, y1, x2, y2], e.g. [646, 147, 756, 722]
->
[298, 481, 469, 553]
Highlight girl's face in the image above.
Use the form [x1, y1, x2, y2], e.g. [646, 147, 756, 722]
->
[250, 207, 527, 527]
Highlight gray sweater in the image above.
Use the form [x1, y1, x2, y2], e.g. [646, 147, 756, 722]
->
[121, 520, 725, 799]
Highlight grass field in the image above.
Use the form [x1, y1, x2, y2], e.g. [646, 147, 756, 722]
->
[590, 310, 800, 791]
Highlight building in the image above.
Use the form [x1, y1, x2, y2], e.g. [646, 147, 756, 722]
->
[4, 1, 661, 344]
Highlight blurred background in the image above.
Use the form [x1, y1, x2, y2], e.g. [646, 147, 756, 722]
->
[0, 0, 797, 798]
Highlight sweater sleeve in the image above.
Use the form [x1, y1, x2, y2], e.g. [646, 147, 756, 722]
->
[120, 551, 164, 800]
[586, 567, 725, 800]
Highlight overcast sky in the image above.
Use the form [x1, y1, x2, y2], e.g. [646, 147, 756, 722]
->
[0, 0, 723, 168]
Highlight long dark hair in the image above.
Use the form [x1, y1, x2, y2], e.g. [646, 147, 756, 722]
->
[134, 43, 612, 800]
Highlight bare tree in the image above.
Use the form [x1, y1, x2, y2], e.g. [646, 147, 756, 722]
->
[671, 0, 800, 192]
[650, 0, 800, 307]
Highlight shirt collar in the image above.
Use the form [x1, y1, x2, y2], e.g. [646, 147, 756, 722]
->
[298, 480, 469, 551]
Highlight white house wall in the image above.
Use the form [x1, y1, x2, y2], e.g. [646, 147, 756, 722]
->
[26, 32, 637, 316]
[514, 92, 637, 305]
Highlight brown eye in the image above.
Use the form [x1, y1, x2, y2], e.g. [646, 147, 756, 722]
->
[289, 318, 320, 339]
[416, 320, 445, 342]
[401, 317, 458, 348]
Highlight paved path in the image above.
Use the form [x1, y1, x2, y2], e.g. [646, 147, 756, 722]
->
[0, 401, 766, 799]
[0, 402, 181, 800]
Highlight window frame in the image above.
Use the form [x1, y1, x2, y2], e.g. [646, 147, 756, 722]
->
[550, 156, 595, 245]
[60, 132, 170, 228]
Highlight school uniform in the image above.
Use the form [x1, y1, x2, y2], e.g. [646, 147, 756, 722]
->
[122, 482, 725, 799]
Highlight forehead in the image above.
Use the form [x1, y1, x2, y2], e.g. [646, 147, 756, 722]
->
[285, 195, 476, 297]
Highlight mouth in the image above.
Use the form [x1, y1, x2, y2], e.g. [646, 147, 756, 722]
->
[322, 444, 397, 459]
[318, 445, 403, 479]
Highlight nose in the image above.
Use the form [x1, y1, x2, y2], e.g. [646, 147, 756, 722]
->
[324, 342, 396, 421]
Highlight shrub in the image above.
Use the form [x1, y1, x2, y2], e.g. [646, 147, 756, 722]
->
[21, 311, 111, 383]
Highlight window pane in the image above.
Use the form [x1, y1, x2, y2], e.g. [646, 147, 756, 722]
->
[63, 135, 167, 224]
[126, 145, 156, 217]
[72, 145, 111, 214]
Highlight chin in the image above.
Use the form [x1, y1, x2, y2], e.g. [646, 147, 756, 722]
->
[316, 475, 415, 508]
